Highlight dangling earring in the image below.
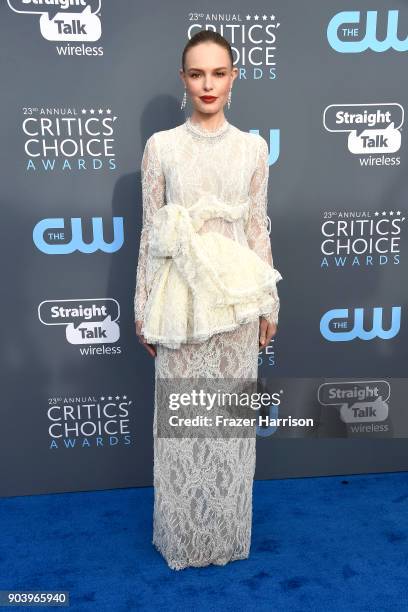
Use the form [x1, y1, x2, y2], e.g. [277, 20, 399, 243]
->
[180, 87, 187, 110]
[227, 87, 232, 110]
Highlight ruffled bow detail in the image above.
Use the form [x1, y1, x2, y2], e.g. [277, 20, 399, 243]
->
[142, 197, 282, 349]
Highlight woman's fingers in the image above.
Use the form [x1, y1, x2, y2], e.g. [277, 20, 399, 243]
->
[143, 341, 157, 357]
[259, 317, 277, 349]
[259, 317, 268, 346]
[139, 335, 157, 357]
[135, 320, 157, 358]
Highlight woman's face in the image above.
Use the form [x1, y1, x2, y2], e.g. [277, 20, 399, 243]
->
[180, 42, 238, 115]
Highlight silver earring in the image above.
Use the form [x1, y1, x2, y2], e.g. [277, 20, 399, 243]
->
[227, 87, 232, 109]
[180, 87, 187, 110]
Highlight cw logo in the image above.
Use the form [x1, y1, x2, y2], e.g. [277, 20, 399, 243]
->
[320, 307, 401, 341]
[33, 217, 124, 254]
[327, 10, 408, 53]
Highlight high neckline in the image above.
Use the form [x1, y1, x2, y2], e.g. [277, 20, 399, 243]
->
[185, 115, 230, 139]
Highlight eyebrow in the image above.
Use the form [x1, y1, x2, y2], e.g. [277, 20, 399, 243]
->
[187, 66, 228, 71]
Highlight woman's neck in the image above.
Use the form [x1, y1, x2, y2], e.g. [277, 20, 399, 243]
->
[189, 111, 227, 132]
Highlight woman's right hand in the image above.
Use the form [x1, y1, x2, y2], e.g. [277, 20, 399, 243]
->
[135, 320, 157, 358]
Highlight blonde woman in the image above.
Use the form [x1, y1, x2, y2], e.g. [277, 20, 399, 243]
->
[134, 30, 282, 570]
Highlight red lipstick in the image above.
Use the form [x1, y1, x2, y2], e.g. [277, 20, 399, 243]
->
[200, 96, 217, 103]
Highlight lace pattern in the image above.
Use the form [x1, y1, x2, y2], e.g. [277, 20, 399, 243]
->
[134, 117, 281, 330]
[134, 116, 282, 570]
[185, 115, 231, 140]
[153, 317, 259, 571]
[245, 136, 281, 325]
[141, 198, 282, 349]
[134, 134, 165, 322]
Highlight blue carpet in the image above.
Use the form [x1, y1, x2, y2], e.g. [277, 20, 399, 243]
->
[1, 472, 408, 611]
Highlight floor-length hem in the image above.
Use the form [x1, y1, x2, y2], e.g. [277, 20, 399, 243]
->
[152, 536, 251, 571]
[152, 319, 259, 571]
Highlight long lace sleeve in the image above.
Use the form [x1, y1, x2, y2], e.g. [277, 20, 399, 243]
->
[245, 135, 281, 326]
[134, 133, 165, 323]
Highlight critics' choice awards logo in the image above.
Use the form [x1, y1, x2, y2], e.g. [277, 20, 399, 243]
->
[38, 299, 122, 350]
[33, 216, 124, 253]
[187, 13, 280, 79]
[327, 10, 408, 53]
[320, 210, 406, 269]
[323, 103, 403, 163]
[47, 394, 132, 449]
[8, 0, 103, 52]
[320, 307, 401, 341]
[318, 380, 390, 434]
[23, 107, 117, 172]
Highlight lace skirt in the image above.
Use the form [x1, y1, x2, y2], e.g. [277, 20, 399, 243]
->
[152, 319, 259, 570]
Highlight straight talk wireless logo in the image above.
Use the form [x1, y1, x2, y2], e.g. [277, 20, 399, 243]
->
[318, 380, 390, 435]
[323, 103, 403, 166]
[7, 0, 103, 55]
[38, 299, 123, 354]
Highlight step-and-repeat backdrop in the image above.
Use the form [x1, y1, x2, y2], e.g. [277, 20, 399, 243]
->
[1, 1, 407, 497]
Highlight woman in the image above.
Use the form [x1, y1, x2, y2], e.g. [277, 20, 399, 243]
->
[134, 30, 282, 570]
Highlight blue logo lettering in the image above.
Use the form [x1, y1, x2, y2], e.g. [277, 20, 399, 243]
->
[320, 307, 401, 340]
[33, 217, 124, 254]
[327, 10, 408, 53]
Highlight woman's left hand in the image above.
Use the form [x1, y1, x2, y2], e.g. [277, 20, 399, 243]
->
[259, 317, 277, 350]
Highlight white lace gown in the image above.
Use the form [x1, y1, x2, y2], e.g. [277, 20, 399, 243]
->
[134, 115, 281, 570]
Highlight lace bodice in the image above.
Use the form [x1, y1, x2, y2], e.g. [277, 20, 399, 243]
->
[134, 115, 281, 334]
